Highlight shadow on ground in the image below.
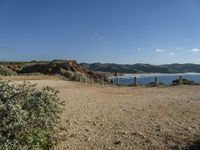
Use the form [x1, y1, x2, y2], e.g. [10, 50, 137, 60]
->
[186, 140, 200, 150]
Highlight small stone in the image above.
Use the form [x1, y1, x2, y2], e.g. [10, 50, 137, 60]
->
[84, 137, 91, 142]
[60, 134, 68, 141]
[122, 131, 128, 134]
[60, 126, 68, 132]
[168, 141, 178, 149]
[85, 128, 90, 132]
[87, 119, 91, 122]
[113, 139, 121, 145]
[93, 122, 97, 126]
[155, 128, 161, 132]
[87, 137, 91, 141]
[69, 133, 76, 138]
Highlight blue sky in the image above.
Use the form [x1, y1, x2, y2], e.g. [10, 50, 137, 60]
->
[0, 0, 200, 64]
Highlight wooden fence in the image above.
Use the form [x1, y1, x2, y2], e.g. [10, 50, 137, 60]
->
[113, 75, 184, 86]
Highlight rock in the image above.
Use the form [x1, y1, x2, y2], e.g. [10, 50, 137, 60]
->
[84, 137, 91, 142]
[85, 128, 90, 132]
[0, 65, 17, 76]
[155, 125, 161, 132]
[167, 141, 181, 150]
[19, 60, 110, 83]
[92, 122, 97, 126]
[87, 119, 91, 123]
[60, 125, 68, 132]
[113, 139, 121, 145]
[59, 134, 68, 141]
[69, 133, 77, 138]
[7, 64, 22, 72]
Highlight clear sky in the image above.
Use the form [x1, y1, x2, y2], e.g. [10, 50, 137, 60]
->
[0, 0, 200, 64]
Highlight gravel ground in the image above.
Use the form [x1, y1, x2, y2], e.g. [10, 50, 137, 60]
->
[1, 76, 200, 150]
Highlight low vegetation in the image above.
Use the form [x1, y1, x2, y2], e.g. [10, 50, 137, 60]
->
[0, 65, 17, 76]
[146, 81, 165, 87]
[172, 78, 198, 85]
[0, 81, 62, 150]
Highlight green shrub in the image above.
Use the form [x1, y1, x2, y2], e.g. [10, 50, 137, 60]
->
[0, 81, 62, 150]
[61, 71, 75, 80]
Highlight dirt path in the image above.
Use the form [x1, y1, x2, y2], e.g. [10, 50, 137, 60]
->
[1, 76, 200, 149]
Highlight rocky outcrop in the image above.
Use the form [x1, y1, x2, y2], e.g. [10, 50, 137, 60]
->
[7, 64, 22, 72]
[19, 60, 110, 83]
[0, 65, 17, 76]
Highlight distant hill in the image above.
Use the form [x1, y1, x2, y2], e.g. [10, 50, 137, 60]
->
[1, 61, 200, 74]
[160, 63, 200, 73]
[80, 63, 200, 73]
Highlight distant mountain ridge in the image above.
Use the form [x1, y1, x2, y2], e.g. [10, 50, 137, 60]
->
[80, 63, 200, 73]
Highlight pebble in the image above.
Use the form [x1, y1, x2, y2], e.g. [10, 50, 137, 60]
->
[167, 141, 183, 150]
[155, 128, 161, 132]
[69, 133, 77, 138]
[113, 139, 121, 145]
[60, 125, 68, 131]
[84, 137, 91, 142]
[93, 122, 97, 126]
[85, 128, 90, 132]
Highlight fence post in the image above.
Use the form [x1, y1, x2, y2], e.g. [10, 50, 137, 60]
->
[75, 74, 78, 81]
[79, 76, 82, 82]
[155, 76, 158, 86]
[115, 72, 120, 86]
[134, 77, 137, 86]
[101, 77, 104, 85]
[117, 77, 120, 86]
[90, 78, 93, 84]
[179, 76, 182, 85]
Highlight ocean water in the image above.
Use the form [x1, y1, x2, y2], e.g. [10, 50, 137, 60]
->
[110, 73, 200, 86]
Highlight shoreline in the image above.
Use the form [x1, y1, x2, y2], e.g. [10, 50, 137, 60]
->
[109, 72, 200, 79]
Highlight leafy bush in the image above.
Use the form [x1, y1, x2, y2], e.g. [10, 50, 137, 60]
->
[0, 81, 62, 150]
[61, 70, 75, 80]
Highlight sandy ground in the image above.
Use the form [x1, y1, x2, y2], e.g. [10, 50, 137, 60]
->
[1, 75, 200, 150]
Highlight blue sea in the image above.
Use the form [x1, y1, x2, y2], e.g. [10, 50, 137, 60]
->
[110, 73, 200, 86]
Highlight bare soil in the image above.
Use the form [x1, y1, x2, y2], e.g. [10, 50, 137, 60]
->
[1, 75, 200, 150]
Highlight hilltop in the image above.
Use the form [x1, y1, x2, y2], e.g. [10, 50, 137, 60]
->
[1, 61, 200, 76]
[80, 63, 200, 73]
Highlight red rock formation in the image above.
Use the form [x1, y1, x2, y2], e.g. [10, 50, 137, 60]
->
[19, 60, 110, 83]
[7, 64, 22, 72]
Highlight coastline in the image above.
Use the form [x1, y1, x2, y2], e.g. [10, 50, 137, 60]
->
[109, 72, 200, 79]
